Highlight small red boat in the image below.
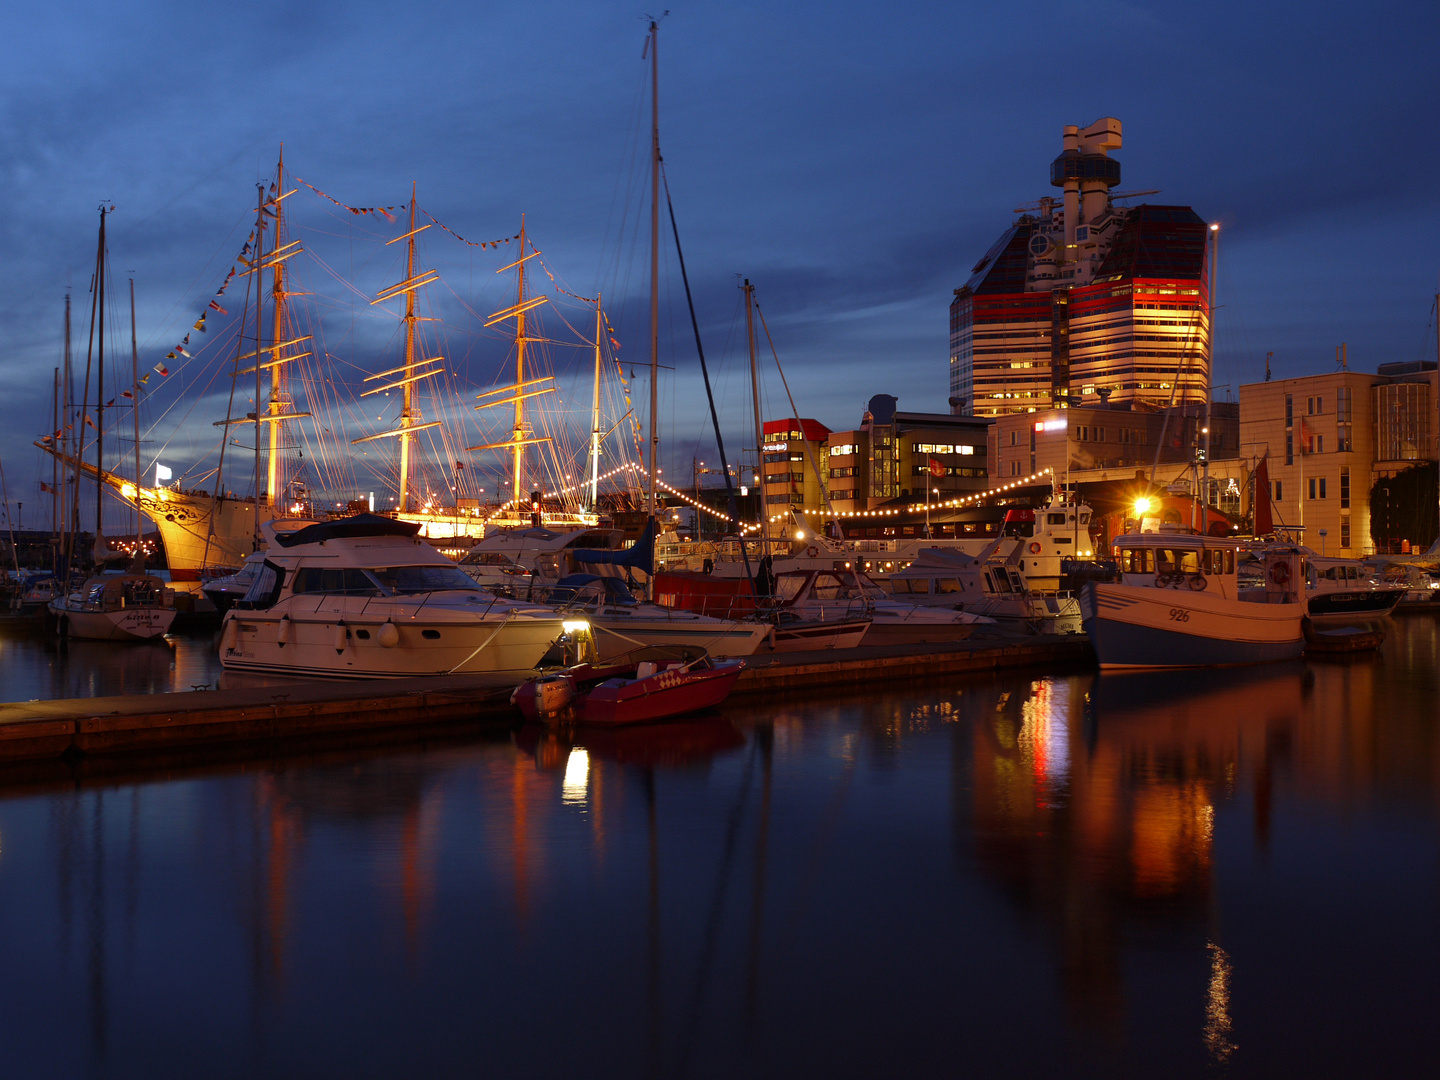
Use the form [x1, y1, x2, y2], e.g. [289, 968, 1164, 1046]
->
[511, 650, 746, 726]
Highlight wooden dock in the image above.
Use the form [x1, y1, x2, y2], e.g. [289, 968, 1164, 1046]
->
[0, 635, 1092, 764]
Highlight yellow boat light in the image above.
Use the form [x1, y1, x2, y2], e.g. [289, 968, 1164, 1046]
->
[562, 620, 590, 634]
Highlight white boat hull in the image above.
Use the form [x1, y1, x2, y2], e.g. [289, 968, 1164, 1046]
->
[50, 602, 176, 642]
[1081, 582, 1304, 669]
[220, 607, 568, 681]
[587, 616, 770, 662]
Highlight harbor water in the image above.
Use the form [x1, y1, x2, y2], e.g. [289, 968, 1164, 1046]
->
[0, 618, 1435, 1077]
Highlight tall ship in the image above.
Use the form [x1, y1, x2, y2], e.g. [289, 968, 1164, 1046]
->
[38, 154, 644, 579]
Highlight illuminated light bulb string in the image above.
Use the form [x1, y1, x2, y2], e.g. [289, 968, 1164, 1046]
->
[766, 468, 1056, 523]
[482, 461, 759, 532]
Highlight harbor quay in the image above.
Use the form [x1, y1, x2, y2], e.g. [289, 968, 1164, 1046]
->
[0, 635, 1091, 765]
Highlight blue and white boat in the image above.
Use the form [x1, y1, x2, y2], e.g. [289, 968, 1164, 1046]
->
[1080, 532, 1305, 668]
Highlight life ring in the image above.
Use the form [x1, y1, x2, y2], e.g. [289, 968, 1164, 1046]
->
[1268, 561, 1291, 586]
[1028, 542, 1042, 554]
[806, 545, 819, 558]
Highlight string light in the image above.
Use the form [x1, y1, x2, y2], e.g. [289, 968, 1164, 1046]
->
[765, 467, 1056, 522]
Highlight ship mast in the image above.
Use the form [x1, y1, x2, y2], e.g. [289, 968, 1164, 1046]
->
[648, 17, 660, 518]
[590, 295, 603, 512]
[356, 184, 443, 514]
[470, 223, 555, 519]
[130, 277, 141, 559]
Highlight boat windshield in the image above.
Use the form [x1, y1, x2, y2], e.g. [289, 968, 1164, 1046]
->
[370, 565, 482, 595]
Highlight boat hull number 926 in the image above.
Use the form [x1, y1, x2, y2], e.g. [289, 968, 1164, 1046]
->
[1168, 608, 1191, 622]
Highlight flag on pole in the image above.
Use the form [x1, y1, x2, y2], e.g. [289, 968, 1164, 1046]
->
[155, 463, 173, 484]
[929, 457, 945, 478]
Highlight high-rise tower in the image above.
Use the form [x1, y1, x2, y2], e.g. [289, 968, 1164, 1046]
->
[949, 118, 1211, 417]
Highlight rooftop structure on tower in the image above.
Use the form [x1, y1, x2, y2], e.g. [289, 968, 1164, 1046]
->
[949, 118, 1212, 417]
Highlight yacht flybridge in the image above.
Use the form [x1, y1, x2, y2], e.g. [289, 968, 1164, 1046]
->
[219, 515, 577, 682]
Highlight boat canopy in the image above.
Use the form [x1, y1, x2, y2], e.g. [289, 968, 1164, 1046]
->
[549, 574, 637, 604]
[571, 518, 656, 571]
[272, 513, 422, 548]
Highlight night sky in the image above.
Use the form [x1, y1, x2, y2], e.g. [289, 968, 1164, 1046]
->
[3, 0, 1437, 523]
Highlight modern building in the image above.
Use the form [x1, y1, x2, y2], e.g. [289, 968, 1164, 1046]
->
[761, 417, 831, 525]
[950, 117, 1213, 418]
[1239, 362, 1438, 555]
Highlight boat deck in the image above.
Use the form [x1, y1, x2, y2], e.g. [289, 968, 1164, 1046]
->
[0, 635, 1093, 765]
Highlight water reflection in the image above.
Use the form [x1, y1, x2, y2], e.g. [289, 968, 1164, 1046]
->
[0, 623, 1435, 1076]
[0, 625, 222, 701]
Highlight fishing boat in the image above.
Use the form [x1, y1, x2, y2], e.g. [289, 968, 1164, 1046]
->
[511, 651, 746, 726]
[218, 515, 578, 681]
[1081, 532, 1305, 668]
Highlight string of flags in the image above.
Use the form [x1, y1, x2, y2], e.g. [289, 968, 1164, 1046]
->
[292, 176, 400, 222]
[419, 209, 518, 251]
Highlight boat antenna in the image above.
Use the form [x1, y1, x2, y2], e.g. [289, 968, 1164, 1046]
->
[660, 164, 752, 583]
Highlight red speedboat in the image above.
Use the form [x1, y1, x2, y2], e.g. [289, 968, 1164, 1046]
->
[512, 651, 746, 726]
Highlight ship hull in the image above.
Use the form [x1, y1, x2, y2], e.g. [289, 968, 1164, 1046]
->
[1080, 582, 1304, 669]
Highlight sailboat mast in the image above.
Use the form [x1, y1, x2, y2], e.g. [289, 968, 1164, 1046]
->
[62, 294, 71, 548]
[130, 277, 141, 554]
[94, 205, 107, 554]
[648, 18, 660, 517]
[253, 182, 266, 543]
[513, 220, 528, 505]
[1203, 222, 1218, 534]
[267, 152, 289, 511]
[745, 280, 766, 557]
[590, 295, 603, 513]
[51, 368, 59, 538]
[400, 184, 418, 513]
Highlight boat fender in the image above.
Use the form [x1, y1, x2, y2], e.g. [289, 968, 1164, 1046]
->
[334, 622, 348, 653]
[1028, 542, 1042, 554]
[1269, 561, 1291, 586]
[277, 616, 291, 646]
[377, 621, 400, 648]
[806, 546, 819, 558]
[221, 618, 238, 653]
[1187, 574, 1207, 591]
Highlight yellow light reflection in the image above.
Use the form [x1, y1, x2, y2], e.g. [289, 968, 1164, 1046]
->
[1204, 941, 1236, 1062]
[561, 748, 590, 807]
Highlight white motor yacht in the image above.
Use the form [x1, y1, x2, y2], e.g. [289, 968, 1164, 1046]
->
[219, 515, 578, 682]
[884, 544, 1083, 633]
[769, 568, 995, 645]
[541, 574, 771, 661]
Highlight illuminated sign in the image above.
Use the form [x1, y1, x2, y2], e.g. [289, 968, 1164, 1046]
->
[762, 442, 787, 452]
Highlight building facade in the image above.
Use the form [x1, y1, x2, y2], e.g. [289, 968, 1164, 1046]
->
[1239, 363, 1438, 555]
[761, 418, 830, 528]
[950, 118, 1212, 418]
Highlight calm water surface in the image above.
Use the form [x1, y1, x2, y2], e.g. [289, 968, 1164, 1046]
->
[0, 619, 1436, 1078]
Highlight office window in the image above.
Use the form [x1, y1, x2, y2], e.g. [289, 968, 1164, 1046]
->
[1308, 478, 1316, 500]
[1010, 461, 1020, 476]
[1307, 397, 1315, 415]
[1285, 394, 1293, 425]
[1097, 427, 1105, 442]
[1010, 431, 1019, 446]
[1274, 480, 1282, 501]
[1316, 434, 1324, 453]
[1341, 520, 1351, 548]
[1319, 477, 1327, 499]
[1286, 432, 1294, 466]
[1340, 466, 1350, 508]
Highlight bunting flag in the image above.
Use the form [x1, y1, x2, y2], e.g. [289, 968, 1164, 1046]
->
[84, 415, 97, 429]
[175, 345, 190, 357]
[105, 398, 115, 407]
[610, 336, 622, 350]
[122, 389, 134, 399]
[40, 481, 55, 494]
[208, 300, 227, 314]
[193, 313, 207, 333]
[40, 435, 53, 444]
[155, 362, 170, 376]
[140, 374, 150, 385]
[417, 208, 519, 250]
[182, 333, 190, 345]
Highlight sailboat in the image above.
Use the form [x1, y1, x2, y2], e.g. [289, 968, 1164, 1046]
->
[47, 204, 177, 641]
